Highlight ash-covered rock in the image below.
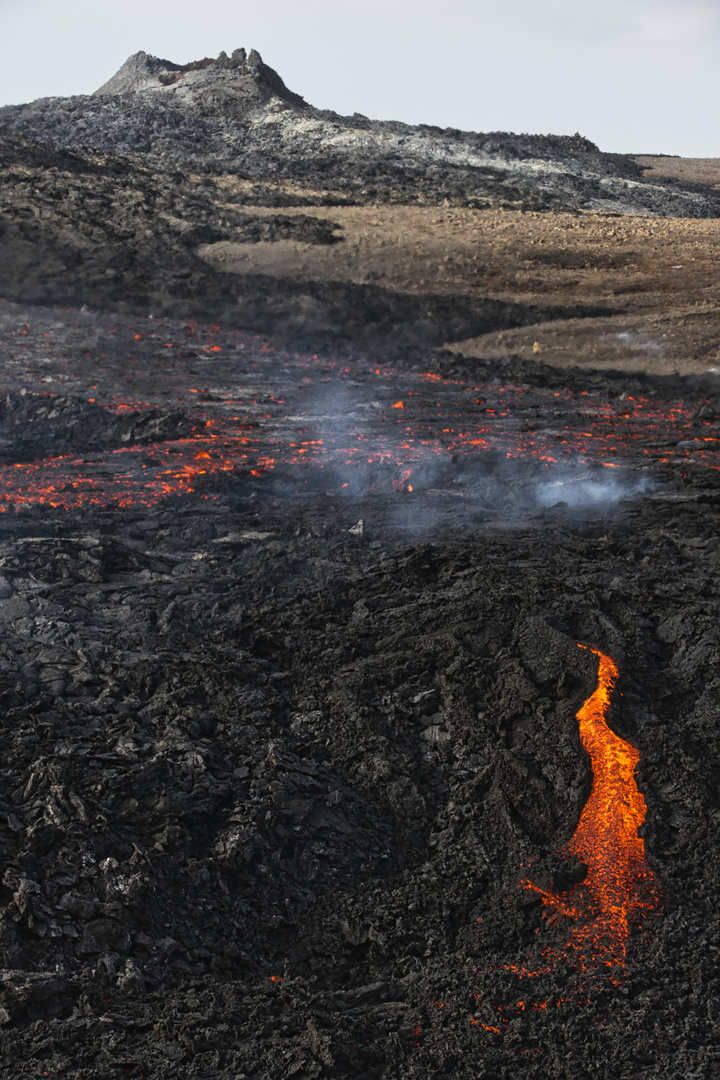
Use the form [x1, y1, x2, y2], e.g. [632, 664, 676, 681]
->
[92, 47, 307, 109]
[2, 48, 719, 218]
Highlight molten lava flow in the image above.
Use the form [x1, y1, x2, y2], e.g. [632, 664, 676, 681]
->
[469, 655, 660, 1028]
[2, 305, 720, 513]
[522, 647, 661, 971]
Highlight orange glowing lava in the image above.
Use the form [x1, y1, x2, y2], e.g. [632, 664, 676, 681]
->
[522, 647, 660, 972]
[3, 305, 720, 514]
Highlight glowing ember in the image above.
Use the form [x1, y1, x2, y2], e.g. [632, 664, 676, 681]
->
[521, 647, 661, 972]
[1, 302, 719, 511]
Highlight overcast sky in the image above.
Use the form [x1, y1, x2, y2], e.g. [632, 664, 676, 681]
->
[0, 0, 718, 156]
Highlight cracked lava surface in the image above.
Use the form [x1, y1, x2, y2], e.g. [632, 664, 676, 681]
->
[0, 299, 718, 1077]
[1, 300, 720, 513]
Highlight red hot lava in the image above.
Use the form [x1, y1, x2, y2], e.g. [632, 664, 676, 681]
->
[0, 304, 719, 511]
[521, 647, 661, 973]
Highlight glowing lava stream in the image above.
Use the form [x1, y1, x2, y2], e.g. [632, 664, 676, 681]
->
[522, 647, 661, 971]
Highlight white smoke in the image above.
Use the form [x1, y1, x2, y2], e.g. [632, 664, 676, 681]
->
[535, 470, 651, 508]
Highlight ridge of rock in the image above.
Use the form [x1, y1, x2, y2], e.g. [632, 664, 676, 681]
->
[0, 49, 719, 217]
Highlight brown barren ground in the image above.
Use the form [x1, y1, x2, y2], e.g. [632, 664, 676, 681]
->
[635, 155, 720, 189]
[200, 171, 720, 376]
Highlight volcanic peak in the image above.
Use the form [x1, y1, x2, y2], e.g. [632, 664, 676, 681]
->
[2, 47, 719, 217]
[93, 47, 307, 108]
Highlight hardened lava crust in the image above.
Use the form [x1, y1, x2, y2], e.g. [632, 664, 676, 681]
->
[0, 301, 716, 1079]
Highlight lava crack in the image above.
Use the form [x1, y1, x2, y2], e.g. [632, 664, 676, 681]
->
[522, 647, 661, 973]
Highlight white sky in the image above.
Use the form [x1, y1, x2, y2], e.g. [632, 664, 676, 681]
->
[0, 0, 718, 156]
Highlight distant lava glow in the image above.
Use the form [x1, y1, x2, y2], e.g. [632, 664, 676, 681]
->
[520, 648, 661, 974]
[1, 305, 720, 511]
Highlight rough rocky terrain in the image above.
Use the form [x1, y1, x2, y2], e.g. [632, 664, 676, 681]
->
[2, 49, 720, 220]
[1, 128, 616, 357]
[1, 47, 720, 1080]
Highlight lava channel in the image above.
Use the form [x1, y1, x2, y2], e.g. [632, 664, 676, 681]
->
[521, 647, 661, 973]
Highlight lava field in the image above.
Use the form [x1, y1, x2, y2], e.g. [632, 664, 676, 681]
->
[0, 298, 719, 1079]
[2, 41, 720, 1080]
